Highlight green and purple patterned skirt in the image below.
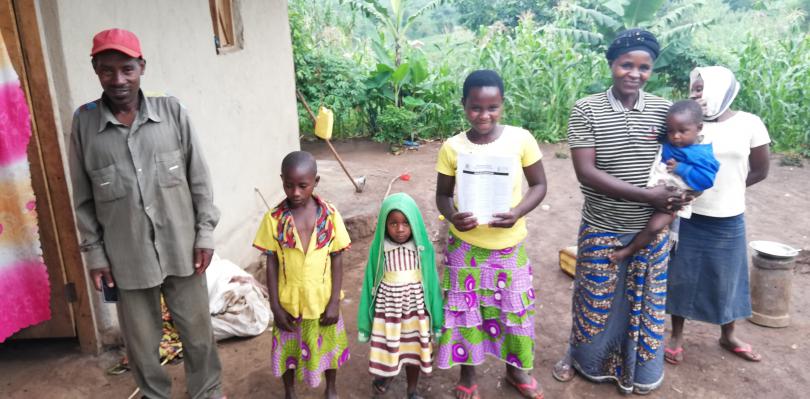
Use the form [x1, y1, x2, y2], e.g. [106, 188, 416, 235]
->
[436, 234, 536, 370]
[271, 314, 350, 387]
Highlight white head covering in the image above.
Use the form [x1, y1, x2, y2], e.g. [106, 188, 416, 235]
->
[689, 66, 740, 121]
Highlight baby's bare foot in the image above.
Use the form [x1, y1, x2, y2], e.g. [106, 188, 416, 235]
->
[609, 247, 632, 263]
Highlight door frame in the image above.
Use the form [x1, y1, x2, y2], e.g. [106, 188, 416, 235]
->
[9, 0, 97, 353]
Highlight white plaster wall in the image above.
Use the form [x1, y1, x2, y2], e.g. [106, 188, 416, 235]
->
[36, 0, 299, 343]
[38, 0, 298, 265]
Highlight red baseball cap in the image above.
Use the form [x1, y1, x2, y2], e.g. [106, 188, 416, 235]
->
[90, 28, 142, 58]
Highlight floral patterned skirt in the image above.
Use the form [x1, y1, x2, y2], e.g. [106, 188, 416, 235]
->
[568, 222, 670, 394]
[271, 314, 349, 387]
[436, 234, 536, 370]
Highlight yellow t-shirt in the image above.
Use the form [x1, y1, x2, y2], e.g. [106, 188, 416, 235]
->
[435, 125, 542, 249]
[252, 197, 351, 319]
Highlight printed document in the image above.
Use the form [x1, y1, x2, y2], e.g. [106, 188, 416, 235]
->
[456, 153, 513, 224]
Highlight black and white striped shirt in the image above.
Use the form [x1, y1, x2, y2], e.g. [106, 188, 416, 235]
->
[567, 88, 671, 233]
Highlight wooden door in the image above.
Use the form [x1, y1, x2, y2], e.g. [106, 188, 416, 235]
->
[1, 0, 95, 348]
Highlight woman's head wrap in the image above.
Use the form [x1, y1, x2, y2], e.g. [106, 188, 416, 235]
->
[689, 66, 740, 121]
[606, 28, 660, 64]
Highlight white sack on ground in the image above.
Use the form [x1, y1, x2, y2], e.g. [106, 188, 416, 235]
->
[206, 255, 272, 341]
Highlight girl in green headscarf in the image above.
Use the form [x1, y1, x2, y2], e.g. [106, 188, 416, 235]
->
[357, 193, 443, 399]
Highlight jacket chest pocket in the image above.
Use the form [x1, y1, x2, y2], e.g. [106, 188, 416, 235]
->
[88, 164, 126, 202]
[155, 149, 187, 187]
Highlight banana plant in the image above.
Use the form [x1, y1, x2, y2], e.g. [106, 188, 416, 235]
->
[342, 0, 450, 65]
[550, 0, 714, 69]
[343, 0, 450, 106]
[366, 43, 429, 107]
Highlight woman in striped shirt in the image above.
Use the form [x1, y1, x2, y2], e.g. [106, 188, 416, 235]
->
[552, 29, 688, 395]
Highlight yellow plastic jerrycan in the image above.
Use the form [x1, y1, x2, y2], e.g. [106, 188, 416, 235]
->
[314, 106, 334, 140]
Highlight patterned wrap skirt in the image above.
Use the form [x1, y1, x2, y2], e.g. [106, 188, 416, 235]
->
[667, 213, 751, 324]
[369, 280, 432, 376]
[271, 314, 349, 387]
[436, 234, 536, 370]
[568, 222, 670, 394]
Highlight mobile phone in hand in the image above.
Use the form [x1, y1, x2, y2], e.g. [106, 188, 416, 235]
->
[101, 275, 119, 303]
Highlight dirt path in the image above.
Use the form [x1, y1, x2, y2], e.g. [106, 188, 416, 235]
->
[1, 140, 808, 399]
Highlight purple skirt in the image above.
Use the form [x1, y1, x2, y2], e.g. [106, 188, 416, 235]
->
[436, 234, 536, 370]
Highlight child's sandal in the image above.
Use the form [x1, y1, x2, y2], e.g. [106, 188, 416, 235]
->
[373, 377, 392, 394]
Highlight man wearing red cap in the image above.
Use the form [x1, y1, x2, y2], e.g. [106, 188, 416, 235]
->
[68, 28, 225, 399]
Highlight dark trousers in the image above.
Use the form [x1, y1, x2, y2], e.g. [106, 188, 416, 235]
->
[117, 273, 223, 399]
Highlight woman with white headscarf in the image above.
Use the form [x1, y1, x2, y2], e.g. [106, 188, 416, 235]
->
[664, 66, 770, 365]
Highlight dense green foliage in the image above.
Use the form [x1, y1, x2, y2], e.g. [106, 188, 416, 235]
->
[455, 0, 558, 29]
[289, 0, 372, 137]
[735, 34, 810, 156]
[374, 105, 419, 142]
[289, 0, 810, 155]
[477, 15, 608, 141]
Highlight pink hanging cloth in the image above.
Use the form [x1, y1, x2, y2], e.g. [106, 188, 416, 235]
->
[0, 32, 51, 341]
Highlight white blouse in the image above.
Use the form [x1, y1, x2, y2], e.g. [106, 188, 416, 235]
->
[692, 111, 771, 217]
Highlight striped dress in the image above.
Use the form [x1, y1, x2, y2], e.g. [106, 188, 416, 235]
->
[369, 238, 432, 376]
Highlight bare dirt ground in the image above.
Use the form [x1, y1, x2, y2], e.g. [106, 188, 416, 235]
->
[1, 139, 808, 399]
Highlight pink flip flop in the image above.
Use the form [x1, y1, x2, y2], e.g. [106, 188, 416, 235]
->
[664, 347, 684, 365]
[506, 375, 544, 399]
[720, 340, 762, 362]
[454, 383, 480, 399]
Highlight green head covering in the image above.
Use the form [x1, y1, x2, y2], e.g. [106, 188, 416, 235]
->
[356, 193, 444, 342]
[371, 192, 432, 255]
